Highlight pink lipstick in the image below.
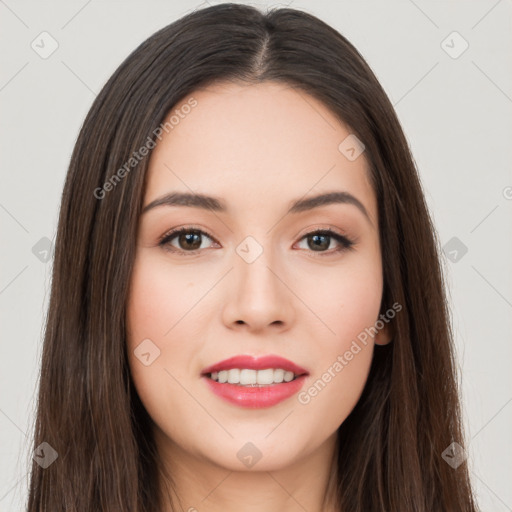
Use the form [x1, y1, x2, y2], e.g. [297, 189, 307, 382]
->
[201, 354, 309, 409]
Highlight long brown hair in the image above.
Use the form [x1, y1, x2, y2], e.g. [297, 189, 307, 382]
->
[27, 3, 477, 510]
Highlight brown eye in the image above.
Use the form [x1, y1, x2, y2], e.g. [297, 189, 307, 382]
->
[159, 228, 216, 254]
[297, 230, 355, 255]
[176, 231, 203, 250]
[307, 233, 331, 251]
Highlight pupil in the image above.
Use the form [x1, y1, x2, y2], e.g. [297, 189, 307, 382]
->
[180, 232, 201, 250]
[309, 234, 329, 251]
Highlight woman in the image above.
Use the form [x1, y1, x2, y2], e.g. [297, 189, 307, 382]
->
[27, 3, 478, 511]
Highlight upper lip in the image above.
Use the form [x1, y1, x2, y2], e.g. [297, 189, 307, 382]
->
[201, 355, 309, 376]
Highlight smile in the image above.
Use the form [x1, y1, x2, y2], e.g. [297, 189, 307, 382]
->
[208, 368, 299, 386]
[201, 354, 309, 408]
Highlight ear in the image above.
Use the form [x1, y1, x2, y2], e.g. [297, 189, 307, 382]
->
[374, 318, 394, 346]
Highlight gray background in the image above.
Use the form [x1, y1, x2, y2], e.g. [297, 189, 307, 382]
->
[1, 0, 511, 510]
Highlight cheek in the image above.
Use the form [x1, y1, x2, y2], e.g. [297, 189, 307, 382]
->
[125, 255, 187, 395]
[127, 260, 171, 340]
[296, 343, 373, 437]
[299, 250, 383, 348]
[125, 254, 207, 437]
[126, 252, 205, 346]
[293, 254, 382, 425]
[296, 280, 378, 433]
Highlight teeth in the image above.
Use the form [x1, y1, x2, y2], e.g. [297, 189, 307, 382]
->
[273, 369, 284, 383]
[228, 368, 240, 384]
[256, 368, 274, 385]
[240, 369, 257, 385]
[209, 368, 299, 386]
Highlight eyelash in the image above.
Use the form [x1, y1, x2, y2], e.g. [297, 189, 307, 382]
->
[158, 225, 356, 257]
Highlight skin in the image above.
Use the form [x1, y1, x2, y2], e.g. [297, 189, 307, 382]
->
[126, 81, 392, 512]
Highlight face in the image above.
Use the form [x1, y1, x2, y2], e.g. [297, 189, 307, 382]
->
[126, 81, 392, 473]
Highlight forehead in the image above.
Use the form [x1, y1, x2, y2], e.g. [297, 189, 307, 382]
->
[144, 81, 376, 225]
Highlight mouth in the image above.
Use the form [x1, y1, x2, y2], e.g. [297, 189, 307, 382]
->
[200, 354, 309, 408]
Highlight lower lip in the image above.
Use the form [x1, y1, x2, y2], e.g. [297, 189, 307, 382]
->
[202, 375, 308, 409]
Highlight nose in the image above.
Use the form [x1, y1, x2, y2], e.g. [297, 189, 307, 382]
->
[221, 244, 295, 333]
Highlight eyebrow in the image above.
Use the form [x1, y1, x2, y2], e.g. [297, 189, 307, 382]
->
[142, 190, 372, 225]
